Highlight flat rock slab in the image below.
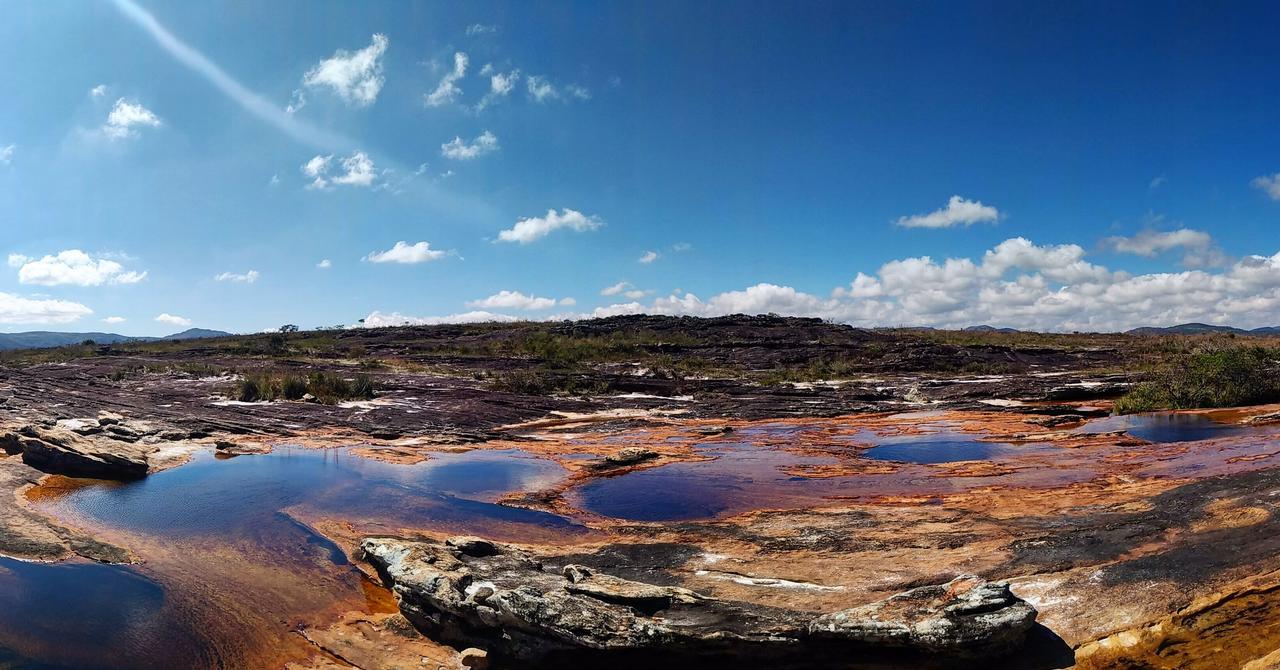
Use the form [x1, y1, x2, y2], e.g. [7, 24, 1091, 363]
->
[360, 536, 1037, 667]
[1, 424, 153, 480]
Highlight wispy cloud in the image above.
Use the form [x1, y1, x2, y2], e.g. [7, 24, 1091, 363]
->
[1253, 173, 1280, 200]
[465, 24, 499, 36]
[425, 52, 468, 107]
[638, 250, 659, 264]
[214, 270, 260, 283]
[109, 0, 351, 150]
[0, 144, 13, 165]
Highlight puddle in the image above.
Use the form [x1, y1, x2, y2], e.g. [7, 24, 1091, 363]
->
[2, 446, 582, 668]
[573, 425, 1040, 521]
[1078, 413, 1275, 443]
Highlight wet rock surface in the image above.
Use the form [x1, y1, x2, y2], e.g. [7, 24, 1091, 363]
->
[360, 536, 1038, 667]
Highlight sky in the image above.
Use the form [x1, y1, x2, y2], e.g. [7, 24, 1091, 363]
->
[4, 1, 1280, 335]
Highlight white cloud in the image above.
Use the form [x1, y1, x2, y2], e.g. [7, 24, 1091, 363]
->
[102, 98, 162, 140]
[214, 270, 260, 283]
[1149, 175, 1166, 189]
[1253, 174, 1280, 200]
[285, 89, 306, 115]
[638, 250, 659, 264]
[0, 293, 93, 324]
[441, 131, 499, 160]
[565, 84, 591, 100]
[155, 313, 192, 327]
[601, 281, 631, 296]
[526, 75, 558, 102]
[475, 68, 520, 111]
[563, 237, 1280, 331]
[0, 144, 13, 165]
[89, 84, 108, 98]
[425, 52, 468, 107]
[301, 150, 376, 189]
[317, 259, 332, 269]
[102, 316, 126, 324]
[10, 250, 147, 286]
[466, 290, 560, 311]
[362, 310, 518, 327]
[302, 34, 388, 107]
[465, 24, 498, 36]
[496, 208, 603, 244]
[1102, 228, 1227, 268]
[559, 297, 576, 306]
[895, 195, 1001, 229]
[364, 241, 448, 264]
[672, 242, 692, 252]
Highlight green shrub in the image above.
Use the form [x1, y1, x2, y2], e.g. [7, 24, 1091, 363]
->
[281, 375, 307, 400]
[238, 376, 264, 402]
[1115, 345, 1280, 413]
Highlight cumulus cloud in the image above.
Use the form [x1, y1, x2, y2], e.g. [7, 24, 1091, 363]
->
[317, 259, 332, 269]
[364, 241, 448, 264]
[573, 237, 1280, 332]
[102, 98, 162, 140]
[362, 310, 518, 327]
[496, 208, 603, 244]
[0, 292, 93, 324]
[155, 313, 191, 327]
[302, 34, 388, 107]
[466, 290, 560, 310]
[89, 84, 108, 98]
[1253, 174, 1280, 200]
[214, 270, 260, 283]
[425, 52, 469, 107]
[441, 131, 499, 160]
[1102, 228, 1228, 268]
[638, 250, 659, 264]
[895, 195, 1001, 229]
[301, 150, 376, 189]
[0, 144, 13, 165]
[102, 316, 126, 324]
[9, 250, 146, 286]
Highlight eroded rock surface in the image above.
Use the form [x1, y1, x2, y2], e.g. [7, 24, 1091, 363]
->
[1, 424, 153, 479]
[360, 536, 1038, 667]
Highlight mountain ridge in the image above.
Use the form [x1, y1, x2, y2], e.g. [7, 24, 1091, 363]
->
[0, 328, 232, 351]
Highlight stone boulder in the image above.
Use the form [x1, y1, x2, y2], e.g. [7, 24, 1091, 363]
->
[0, 424, 152, 480]
[360, 536, 1038, 667]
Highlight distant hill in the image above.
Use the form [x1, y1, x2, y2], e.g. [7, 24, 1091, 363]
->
[0, 328, 231, 351]
[1125, 322, 1280, 336]
[964, 325, 1021, 333]
[161, 328, 231, 340]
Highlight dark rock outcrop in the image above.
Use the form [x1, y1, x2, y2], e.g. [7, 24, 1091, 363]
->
[360, 536, 1038, 667]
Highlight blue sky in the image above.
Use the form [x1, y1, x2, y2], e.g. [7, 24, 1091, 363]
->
[4, 1, 1280, 334]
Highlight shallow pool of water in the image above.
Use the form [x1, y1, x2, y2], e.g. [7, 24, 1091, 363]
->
[0, 445, 582, 668]
[1078, 412, 1272, 443]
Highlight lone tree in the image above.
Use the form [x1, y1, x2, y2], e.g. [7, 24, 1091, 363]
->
[279, 324, 299, 333]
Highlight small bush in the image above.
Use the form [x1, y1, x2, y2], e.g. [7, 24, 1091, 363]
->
[1115, 345, 1280, 413]
[281, 375, 308, 400]
[238, 376, 264, 402]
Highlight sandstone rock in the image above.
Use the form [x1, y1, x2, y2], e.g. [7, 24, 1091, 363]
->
[1, 425, 152, 480]
[591, 447, 658, 470]
[361, 536, 1038, 666]
[459, 648, 489, 669]
[807, 575, 1037, 652]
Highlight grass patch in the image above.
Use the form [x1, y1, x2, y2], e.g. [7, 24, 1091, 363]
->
[1115, 345, 1280, 413]
[235, 371, 376, 404]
